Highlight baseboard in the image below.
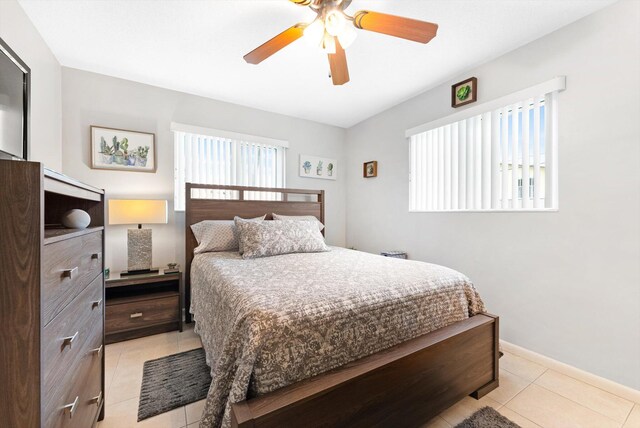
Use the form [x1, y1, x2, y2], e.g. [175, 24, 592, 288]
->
[500, 340, 640, 404]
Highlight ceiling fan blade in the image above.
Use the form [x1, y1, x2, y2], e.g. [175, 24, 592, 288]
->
[243, 24, 306, 64]
[353, 11, 438, 44]
[327, 38, 350, 85]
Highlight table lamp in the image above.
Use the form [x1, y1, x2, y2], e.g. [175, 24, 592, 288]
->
[108, 199, 168, 275]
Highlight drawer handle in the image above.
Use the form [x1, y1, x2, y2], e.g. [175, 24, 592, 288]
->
[91, 298, 103, 309]
[62, 396, 79, 418]
[62, 331, 79, 349]
[130, 312, 143, 319]
[62, 266, 79, 279]
[91, 391, 103, 407]
[91, 252, 101, 260]
[91, 344, 103, 357]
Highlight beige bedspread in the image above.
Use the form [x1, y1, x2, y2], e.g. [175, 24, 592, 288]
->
[190, 247, 485, 428]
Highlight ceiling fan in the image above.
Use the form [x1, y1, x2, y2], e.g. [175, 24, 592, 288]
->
[243, 0, 438, 85]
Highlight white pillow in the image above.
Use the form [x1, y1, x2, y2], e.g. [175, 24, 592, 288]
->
[237, 220, 330, 259]
[272, 213, 325, 232]
[191, 215, 265, 254]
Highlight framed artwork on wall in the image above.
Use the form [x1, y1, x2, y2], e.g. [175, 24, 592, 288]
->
[90, 125, 156, 172]
[363, 160, 377, 178]
[451, 77, 477, 108]
[299, 154, 337, 180]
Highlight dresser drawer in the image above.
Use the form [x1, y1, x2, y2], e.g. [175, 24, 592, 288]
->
[43, 273, 103, 399]
[43, 336, 103, 428]
[43, 231, 103, 325]
[106, 294, 179, 334]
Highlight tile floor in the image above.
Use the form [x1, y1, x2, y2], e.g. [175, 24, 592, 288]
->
[98, 326, 640, 428]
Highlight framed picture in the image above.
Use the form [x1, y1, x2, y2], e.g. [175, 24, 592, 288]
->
[451, 77, 477, 108]
[299, 155, 337, 180]
[363, 161, 377, 178]
[90, 126, 156, 172]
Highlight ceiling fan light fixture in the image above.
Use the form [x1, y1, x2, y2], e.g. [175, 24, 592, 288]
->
[303, 18, 325, 46]
[321, 32, 336, 54]
[324, 10, 346, 36]
[337, 24, 357, 49]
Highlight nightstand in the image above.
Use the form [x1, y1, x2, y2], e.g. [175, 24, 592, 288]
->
[105, 270, 183, 344]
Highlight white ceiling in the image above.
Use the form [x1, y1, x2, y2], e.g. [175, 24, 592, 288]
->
[19, 0, 614, 128]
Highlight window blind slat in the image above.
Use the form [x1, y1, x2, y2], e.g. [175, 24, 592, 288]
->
[545, 92, 557, 209]
[522, 98, 531, 208]
[420, 133, 426, 210]
[466, 116, 474, 209]
[474, 115, 482, 210]
[444, 124, 451, 210]
[459, 120, 467, 210]
[451, 124, 459, 210]
[482, 112, 492, 209]
[438, 127, 445, 210]
[409, 135, 418, 211]
[490, 110, 500, 209]
[428, 131, 435, 211]
[533, 98, 542, 208]
[500, 106, 510, 209]
[511, 102, 520, 208]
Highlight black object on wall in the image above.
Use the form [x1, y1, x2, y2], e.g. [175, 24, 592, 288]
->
[0, 36, 30, 161]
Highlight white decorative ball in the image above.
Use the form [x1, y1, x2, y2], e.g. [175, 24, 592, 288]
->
[61, 209, 91, 229]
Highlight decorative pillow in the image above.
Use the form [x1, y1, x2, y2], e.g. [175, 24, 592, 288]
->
[237, 220, 330, 259]
[233, 216, 269, 254]
[272, 213, 325, 232]
[191, 215, 265, 254]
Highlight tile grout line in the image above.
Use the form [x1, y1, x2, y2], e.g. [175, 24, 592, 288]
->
[502, 349, 640, 404]
[532, 363, 638, 405]
[532, 373, 634, 424]
[184, 406, 188, 427]
[501, 406, 544, 428]
[519, 382, 624, 427]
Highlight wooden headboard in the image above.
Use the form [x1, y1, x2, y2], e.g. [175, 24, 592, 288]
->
[184, 183, 325, 322]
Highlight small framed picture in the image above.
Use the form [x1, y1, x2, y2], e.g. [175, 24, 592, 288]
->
[451, 77, 477, 108]
[363, 161, 377, 178]
[91, 126, 156, 172]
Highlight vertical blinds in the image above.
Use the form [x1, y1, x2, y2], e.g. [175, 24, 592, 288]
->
[407, 77, 564, 212]
[173, 125, 287, 211]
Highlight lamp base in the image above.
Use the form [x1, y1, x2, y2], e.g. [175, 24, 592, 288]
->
[120, 267, 160, 276]
[128, 228, 152, 271]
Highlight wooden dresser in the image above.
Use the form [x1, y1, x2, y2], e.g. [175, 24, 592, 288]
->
[0, 160, 105, 427]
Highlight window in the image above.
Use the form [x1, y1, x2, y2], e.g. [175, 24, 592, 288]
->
[172, 123, 287, 211]
[407, 77, 564, 212]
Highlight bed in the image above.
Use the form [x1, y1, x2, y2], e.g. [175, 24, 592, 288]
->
[185, 183, 499, 428]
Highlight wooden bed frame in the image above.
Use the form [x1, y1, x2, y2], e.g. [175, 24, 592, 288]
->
[185, 183, 499, 428]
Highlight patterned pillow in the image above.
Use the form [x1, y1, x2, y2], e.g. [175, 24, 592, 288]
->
[233, 216, 267, 255]
[272, 213, 325, 232]
[191, 215, 265, 254]
[237, 220, 330, 259]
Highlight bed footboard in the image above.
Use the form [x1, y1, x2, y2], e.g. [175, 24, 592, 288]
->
[231, 313, 499, 428]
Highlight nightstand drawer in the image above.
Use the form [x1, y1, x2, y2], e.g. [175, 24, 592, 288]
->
[106, 294, 179, 333]
[43, 231, 103, 325]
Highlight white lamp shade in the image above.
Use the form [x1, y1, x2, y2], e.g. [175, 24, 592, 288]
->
[108, 199, 168, 225]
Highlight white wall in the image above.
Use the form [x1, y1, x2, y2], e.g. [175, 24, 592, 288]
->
[0, 0, 61, 169]
[61, 68, 347, 272]
[345, 0, 640, 390]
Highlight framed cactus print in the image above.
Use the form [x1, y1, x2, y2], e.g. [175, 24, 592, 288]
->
[90, 125, 156, 172]
[299, 154, 337, 180]
[451, 77, 477, 108]
[363, 160, 377, 178]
